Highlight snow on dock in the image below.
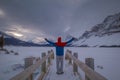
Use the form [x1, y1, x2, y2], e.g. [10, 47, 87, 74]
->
[43, 59, 80, 80]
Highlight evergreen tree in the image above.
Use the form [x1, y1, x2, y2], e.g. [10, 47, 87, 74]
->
[0, 34, 4, 49]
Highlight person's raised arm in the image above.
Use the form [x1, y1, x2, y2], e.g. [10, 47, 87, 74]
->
[66, 38, 74, 44]
[44, 38, 55, 46]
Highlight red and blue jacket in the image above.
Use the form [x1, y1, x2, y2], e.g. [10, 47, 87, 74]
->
[45, 37, 74, 56]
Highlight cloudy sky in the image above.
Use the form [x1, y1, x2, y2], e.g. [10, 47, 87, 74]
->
[0, 0, 120, 43]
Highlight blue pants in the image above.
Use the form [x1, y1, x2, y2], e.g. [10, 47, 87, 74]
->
[56, 56, 64, 73]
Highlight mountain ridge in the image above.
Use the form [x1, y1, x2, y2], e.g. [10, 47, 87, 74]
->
[74, 12, 120, 47]
[0, 31, 49, 46]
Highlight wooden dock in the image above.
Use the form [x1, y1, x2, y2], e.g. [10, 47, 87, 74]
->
[10, 49, 108, 80]
[43, 58, 80, 80]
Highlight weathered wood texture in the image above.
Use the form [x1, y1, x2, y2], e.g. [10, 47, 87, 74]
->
[41, 53, 46, 73]
[50, 49, 54, 59]
[68, 51, 72, 64]
[37, 72, 45, 80]
[48, 51, 51, 65]
[24, 57, 34, 80]
[73, 53, 78, 73]
[85, 58, 94, 80]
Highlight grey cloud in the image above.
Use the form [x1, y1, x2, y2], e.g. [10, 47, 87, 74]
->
[0, 0, 120, 40]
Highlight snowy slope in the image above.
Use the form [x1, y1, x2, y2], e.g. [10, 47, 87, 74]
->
[74, 12, 120, 47]
[74, 33, 120, 47]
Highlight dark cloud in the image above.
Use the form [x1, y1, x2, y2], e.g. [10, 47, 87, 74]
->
[0, 0, 120, 41]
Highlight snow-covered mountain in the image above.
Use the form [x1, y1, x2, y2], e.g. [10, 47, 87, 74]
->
[0, 31, 75, 46]
[1, 12, 120, 47]
[74, 12, 120, 47]
[0, 31, 48, 46]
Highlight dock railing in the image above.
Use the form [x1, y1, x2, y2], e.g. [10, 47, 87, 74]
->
[65, 49, 108, 80]
[10, 49, 54, 80]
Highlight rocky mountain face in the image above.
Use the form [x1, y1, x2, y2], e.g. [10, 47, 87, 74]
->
[74, 12, 120, 47]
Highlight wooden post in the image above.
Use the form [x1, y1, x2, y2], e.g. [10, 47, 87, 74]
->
[68, 51, 72, 64]
[41, 52, 46, 73]
[24, 57, 34, 80]
[51, 49, 54, 59]
[65, 50, 69, 60]
[85, 58, 94, 80]
[73, 53, 78, 74]
[48, 51, 51, 65]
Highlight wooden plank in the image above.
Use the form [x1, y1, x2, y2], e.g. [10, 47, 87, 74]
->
[38, 64, 50, 80]
[66, 53, 107, 80]
[37, 72, 45, 80]
[10, 53, 52, 80]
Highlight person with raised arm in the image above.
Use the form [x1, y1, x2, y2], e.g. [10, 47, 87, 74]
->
[45, 37, 74, 74]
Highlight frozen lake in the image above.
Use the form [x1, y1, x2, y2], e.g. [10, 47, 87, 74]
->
[0, 47, 120, 80]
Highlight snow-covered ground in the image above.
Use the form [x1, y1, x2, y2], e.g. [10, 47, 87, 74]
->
[0, 46, 120, 80]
